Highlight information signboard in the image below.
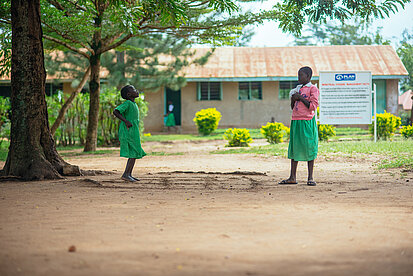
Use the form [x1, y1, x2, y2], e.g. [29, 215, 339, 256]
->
[319, 71, 372, 125]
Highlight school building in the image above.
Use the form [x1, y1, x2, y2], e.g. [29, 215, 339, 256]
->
[0, 45, 408, 132]
[144, 45, 408, 132]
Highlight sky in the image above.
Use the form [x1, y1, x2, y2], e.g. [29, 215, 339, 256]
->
[244, 1, 413, 48]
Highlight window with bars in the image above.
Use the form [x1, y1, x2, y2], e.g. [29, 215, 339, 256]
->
[238, 82, 262, 100]
[279, 81, 297, 100]
[198, 82, 222, 100]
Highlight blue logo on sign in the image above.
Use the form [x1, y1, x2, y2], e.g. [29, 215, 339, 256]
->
[335, 73, 356, 81]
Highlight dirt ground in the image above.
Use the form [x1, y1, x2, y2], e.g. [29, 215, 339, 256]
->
[0, 139, 412, 276]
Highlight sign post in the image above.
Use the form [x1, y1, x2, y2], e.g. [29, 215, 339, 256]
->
[319, 71, 376, 141]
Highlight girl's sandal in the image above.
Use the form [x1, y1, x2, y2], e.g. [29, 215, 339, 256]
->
[131, 176, 140, 181]
[307, 180, 316, 186]
[122, 175, 137, 182]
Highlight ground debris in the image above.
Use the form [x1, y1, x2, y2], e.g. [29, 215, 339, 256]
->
[159, 170, 267, 176]
[81, 170, 115, 176]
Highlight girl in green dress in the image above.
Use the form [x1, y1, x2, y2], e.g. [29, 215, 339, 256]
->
[279, 67, 319, 186]
[113, 85, 146, 182]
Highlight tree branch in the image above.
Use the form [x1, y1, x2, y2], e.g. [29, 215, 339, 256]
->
[188, 1, 209, 7]
[101, 33, 122, 48]
[47, 0, 70, 16]
[0, 19, 11, 25]
[66, 0, 87, 11]
[42, 21, 94, 54]
[100, 33, 134, 54]
[43, 34, 91, 59]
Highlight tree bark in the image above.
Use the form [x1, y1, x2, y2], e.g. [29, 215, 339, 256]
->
[83, 11, 103, 152]
[83, 54, 101, 152]
[3, 0, 79, 180]
[51, 66, 90, 135]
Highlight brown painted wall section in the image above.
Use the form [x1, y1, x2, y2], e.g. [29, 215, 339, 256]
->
[143, 81, 310, 132]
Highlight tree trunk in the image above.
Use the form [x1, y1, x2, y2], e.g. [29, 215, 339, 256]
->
[3, 0, 79, 180]
[83, 12, 103, 152]
[51, 66, 90, 135]
[116, 51, 125, 90]
[83, 54, 101, 152]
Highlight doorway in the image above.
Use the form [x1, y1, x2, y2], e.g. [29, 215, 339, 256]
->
[165, 88, 181, 125]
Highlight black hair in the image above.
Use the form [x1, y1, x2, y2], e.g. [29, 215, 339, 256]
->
[299, 66, 313, 79]
[120, 85, 136, 100]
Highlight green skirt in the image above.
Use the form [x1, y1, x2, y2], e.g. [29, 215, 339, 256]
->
[288, 117, 318, 161]
[165, 113, 176, 127]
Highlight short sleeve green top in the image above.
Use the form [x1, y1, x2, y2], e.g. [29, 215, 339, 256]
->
[115, 100, 146, 159]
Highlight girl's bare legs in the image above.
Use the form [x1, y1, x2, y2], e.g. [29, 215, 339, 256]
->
[307, 160, 316, 186]
[122, 158, 137, 182]
[289, 159, 298, 182]
[279, 159, 298, 184]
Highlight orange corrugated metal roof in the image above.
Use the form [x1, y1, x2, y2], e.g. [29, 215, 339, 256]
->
[183, 45, 408, 78]
[1, 45, 407, 82]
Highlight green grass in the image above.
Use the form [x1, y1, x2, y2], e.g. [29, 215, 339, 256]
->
[211, 144, 288, 156]
[212, 139, 413, 169]
[318, 140, 413, 155]
[59, 149, 119, 157]
[143, 128, 263, 142]
[335, 127, 370, 136]
[377, 156, 413, 170]
[143, 127, 372, 143]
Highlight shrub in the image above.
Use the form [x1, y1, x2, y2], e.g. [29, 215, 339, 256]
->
[370, 111, 401, 140]
[399, 110, 411, 126]
[46, 86, 148, 146]
[401, 125, 413, 139]
[0, 97, 10, 147]
[223, 128, 252, 147]
[318, 124, 336, 141]
[193, 108, 222, 136]
[260, 122, 289, 144]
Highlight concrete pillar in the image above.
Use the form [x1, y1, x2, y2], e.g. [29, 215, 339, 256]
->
[386, 79, 399, 115]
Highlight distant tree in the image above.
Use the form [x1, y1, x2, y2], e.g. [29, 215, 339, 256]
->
[397, 29, 413, 125]
[37, 0, 282, 152]
[100, 35, 212, 91]
[293, 20, 390, 46]
[397, 29, 413, 92]
[44, 34, 212, 135]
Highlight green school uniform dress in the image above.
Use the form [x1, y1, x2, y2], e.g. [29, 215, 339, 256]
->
[165, 113, 176, 127]
[287, 83, 319, 162]
[165, 104, 176, 127]
[115, 100, 146, 159]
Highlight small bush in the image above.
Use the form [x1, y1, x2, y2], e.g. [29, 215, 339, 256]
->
[318, 124, 336, 141]
[260, 122, 289, 144]
[401, 125, 413, 139]
[223, 128, 252, 147]
[399, 110, 411, 126]
[0, 97, 10, 147]
[193, 108, 222, 136]
[370, 111, 401, 140]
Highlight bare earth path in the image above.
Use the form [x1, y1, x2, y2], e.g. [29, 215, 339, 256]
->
[0, 140, 412, 275]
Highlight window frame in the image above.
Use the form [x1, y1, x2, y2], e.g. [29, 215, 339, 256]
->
[238, 81, 262, 101]
[278, 81, 297, 100]
[197, 82, 223, 101]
